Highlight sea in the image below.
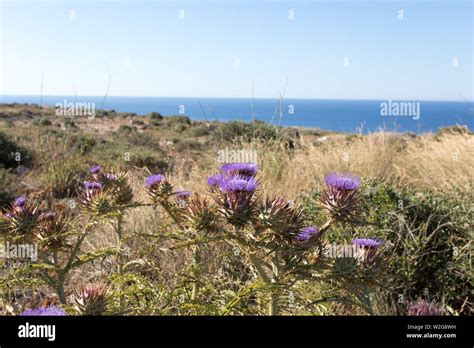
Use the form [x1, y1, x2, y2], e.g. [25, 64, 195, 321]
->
[1, 95, 472, 134]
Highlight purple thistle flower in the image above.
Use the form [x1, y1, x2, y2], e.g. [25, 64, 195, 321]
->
[14, 196, 26, 208]
[407, 300, 442, 316]
[145, 174, 166, 188]
[219, 176, 258, 193]
[20, 305, 67, 316]
[352, 238, 384, 249]
[84, 181, 102, 190]
[3, 213, 11, 219]
[174, 190, 192, 198]
[90, 165, 101, 174]
[296, 226, 319, 243]
[325, 173, 360, 191]
[221, 163, 258, 178]
[104, 173, 117, 181]
[207, 173, 225, 187]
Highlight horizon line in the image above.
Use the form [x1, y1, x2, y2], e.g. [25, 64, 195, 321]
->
[1, 94, 473, 103]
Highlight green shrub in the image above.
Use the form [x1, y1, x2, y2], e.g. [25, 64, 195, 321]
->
[118, 125, 135, 133]
[166, 116, 191, 126]
[112, 130, 162, 151]
[0, 169, 13, 208]
[173, 124, 187, 132]
[174, 139, 202, 152]
[146, 112, 163, 120]
[64, 117, 76, 128]
[131, 153, 168, 172]
[213, 120, 278, 142]
[68, 134, 97, 155]
[148, 118, 161, 127]
[0, 132, 31, 168]
[43, 157, 80, 198]
[33, 118, 52, 127]
[438, 125, 471, 136]
[190, 125, 211, 137]
[131, 119, 145, 126]
[303, 181, 473, 314]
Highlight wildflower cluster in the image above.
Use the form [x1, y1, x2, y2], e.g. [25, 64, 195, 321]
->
[1, 196, 71, 251]
[208, 163, 259, 228]
[3, 162, 443, 317]
[79, 165, 133, 215]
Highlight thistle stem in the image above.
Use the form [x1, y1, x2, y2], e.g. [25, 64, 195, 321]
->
[269, 252, 280, 316]
[269, 290, 279, 316]
[160, 201, 185, 231]
[56, 271, 67, 304]
[55, 224, 90, 304]
[191, 246, 201, 302]
[248, 253, 270, 283]
[248, 252, 279, 315]
[114, 213, 124, 275]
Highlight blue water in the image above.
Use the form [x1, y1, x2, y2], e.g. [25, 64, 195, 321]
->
[1, 95, 472, 134]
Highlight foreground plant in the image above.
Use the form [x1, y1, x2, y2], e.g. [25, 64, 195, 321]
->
[73, 282, 109, 315]
[1, 165, 138, 309]
[140, 164, 386, 315]
[20, 305, 67, 316]
[2, 162, 389, 316]
[407, 300, 444, 316]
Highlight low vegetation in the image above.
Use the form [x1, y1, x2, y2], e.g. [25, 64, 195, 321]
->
[0, 104, 472, 316]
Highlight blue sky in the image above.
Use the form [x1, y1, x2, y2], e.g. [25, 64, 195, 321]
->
[1, 0, 472, 100]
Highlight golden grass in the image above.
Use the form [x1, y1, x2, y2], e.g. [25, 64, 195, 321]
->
[140, 131, 474, 200]
[248, 132, 473, 197]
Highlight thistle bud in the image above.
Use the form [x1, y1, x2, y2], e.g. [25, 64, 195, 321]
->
[90, 165, 101, 175]
[2, 196, 39, 242]
[36, 211, 71, 251]
[78, 181, 113, 215]
[73, 283, 109, 316]
[220, 163, 258, 178]
[100, 171, 134, 206]
[145, 174, 173, 202]
[295, 226, 319, 246]
[407, 300, 443, 316]
[257, 196, 306, 243]
[173, 190, 192, 207]
[184, 194, 216, 232]
[352, 238, 383, 265]
[211, 175, 258, 229]
[320, 173, 360, 222]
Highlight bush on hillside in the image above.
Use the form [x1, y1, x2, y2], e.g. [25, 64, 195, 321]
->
[0, 132, 31, 169]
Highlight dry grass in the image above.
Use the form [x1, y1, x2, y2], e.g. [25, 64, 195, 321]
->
[245, 132, 473, 197]
[124, 130, 473, 200]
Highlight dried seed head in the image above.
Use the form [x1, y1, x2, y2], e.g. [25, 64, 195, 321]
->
[184, 194, 216, 232]
[257, 196, 306, 243]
